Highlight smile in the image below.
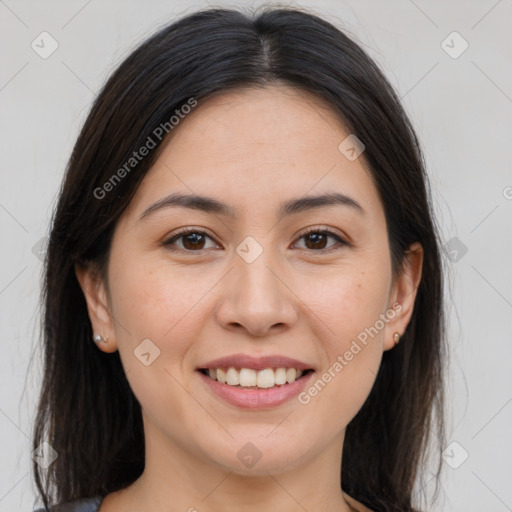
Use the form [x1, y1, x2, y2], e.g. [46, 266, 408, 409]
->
[199, 367, 314, 388]
[196, 367, 315, 409]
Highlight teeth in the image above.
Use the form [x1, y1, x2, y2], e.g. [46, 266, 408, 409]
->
[216, 368, 227, 384]
[275, 367, 287, 385]
[239, 368, 257, 387]
[256, 369, 274, 388]
[204, 367, 307, 388]
[226, 367, 240, 386]
[286, 368, 297, 383]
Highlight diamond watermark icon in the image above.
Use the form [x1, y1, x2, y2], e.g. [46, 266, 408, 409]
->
[32, 441, 58, 469]
[441, 31, 468, 59]
[31, 236, 48, 262]
[237, 442, 263, 468]
[134, 338, 161, 366]
[236, 236, 263, 264]
[442, 441, 469, 469]
[444, 237, 468, 263]
[338, 134, 365, 161]
[31, 31, 59, 59]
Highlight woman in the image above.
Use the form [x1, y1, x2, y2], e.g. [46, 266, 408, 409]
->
[32, 5, 446, 512]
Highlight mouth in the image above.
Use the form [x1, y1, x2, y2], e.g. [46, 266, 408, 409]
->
[197, 367, 315, 390]
[195, 353, 316, 408]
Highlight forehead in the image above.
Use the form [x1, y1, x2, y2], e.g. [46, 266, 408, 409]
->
[169, 85, 348, 157]
[122, 85, 382, 222]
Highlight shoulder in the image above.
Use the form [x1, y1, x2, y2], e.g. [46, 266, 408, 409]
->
[33, 496, 104, 512]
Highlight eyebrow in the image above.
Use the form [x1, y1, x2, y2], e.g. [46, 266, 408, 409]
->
[138, 191, 364, 222]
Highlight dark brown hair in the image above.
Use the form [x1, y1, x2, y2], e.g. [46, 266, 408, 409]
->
[32, 5, 446, 511]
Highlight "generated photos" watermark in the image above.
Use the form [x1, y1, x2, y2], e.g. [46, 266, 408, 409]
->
[93, 97, 198, 200]
[298, 301, 402, 405]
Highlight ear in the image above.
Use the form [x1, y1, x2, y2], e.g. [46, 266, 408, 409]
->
[75, 262, 118, 353]
[384, 242, 424, 351]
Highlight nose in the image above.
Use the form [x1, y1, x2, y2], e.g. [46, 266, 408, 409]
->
[215, 250, 298, 337]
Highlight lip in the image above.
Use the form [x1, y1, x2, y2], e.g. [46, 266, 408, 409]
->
[197, 353, 314, 371]
[197, 369, 315, 409]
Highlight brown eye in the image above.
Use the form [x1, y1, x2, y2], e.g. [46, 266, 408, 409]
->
[294, 229, 348, 252]
[163, 229, 218, 252]
[180, 232, 207, 250]
[304, 232, 329, 250]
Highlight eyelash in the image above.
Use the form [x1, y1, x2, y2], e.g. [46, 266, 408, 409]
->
[162, 226, 350, 254]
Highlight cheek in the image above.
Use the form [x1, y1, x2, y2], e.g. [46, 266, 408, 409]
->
[302, 265, 389, 399]
[107, 254, 212, 383]
[109, 252, 211, 337]
[107, 258, 208, 417]
[296, 274, 387, 429]
[305, 263, 390, 342]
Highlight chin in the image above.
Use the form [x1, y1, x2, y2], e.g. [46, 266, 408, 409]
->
[201, 435, 312, 476]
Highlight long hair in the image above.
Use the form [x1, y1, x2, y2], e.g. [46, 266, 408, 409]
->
[32, 6, 446, 511]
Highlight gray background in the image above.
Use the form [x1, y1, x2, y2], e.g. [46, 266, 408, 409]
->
[1, 1, 511, 511]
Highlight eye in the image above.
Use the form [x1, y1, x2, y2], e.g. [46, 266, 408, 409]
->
[293, 227, 349, 252]
[162, 228, 219, 252]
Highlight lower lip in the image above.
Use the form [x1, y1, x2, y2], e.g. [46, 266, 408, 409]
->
[196, 370, 314, 409]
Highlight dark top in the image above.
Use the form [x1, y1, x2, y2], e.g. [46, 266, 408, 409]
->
[33, 496, 104, 512]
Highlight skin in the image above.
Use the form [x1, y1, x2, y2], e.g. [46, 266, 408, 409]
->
[76, 85, 423, 512]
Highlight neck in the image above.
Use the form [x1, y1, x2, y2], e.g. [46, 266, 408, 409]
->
[102, 417, 356, 512]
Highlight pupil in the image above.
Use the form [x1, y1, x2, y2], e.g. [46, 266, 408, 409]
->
[184, 233, 204, 249]
[307, 233, 326, 249]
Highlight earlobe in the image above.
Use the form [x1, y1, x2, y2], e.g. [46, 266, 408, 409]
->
[384, 242, 424, 351]
[75, 263, 118, 353]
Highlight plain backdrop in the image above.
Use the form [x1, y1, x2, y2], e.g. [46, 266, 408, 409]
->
[1, 1, 511, 511]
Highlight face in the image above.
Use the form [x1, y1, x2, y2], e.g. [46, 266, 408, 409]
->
[78, 85, 422, 477]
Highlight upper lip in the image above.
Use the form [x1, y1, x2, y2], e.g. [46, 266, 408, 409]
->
[197, 353, 315, 371]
